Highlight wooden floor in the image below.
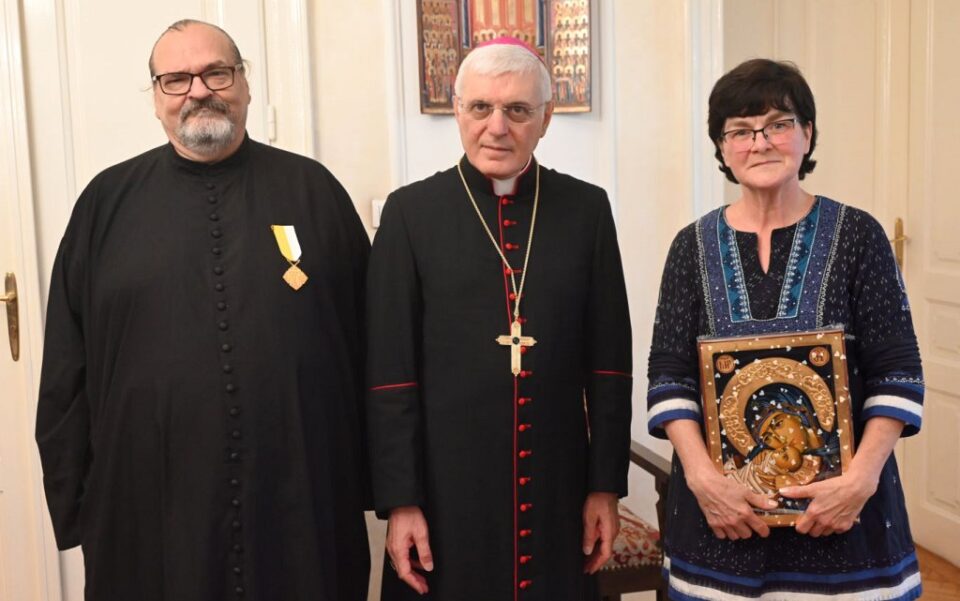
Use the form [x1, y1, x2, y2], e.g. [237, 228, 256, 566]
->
[917, 545, 960, 600]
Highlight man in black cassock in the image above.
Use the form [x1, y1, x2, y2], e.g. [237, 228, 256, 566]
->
[366, 38, 632, 601]
[35, 19, 370, 601]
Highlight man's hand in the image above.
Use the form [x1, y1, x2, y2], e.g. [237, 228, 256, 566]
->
[582, 492, 619, 574]
[386, 506, 434, 595]
[780, 470, 877, 537]
[687, 468, 776, 540]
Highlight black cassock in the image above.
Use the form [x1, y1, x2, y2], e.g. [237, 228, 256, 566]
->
[367, 157, 632, 601]
[36, 137, 371, 601]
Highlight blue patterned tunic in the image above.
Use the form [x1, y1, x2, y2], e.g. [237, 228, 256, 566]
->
[646, 197, 924, 600]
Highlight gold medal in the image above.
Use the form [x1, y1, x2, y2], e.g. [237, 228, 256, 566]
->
[271, 225, 308, 290]
[282, 264, 309, 290]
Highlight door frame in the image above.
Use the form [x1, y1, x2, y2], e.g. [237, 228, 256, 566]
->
[0, 0, 64, 598]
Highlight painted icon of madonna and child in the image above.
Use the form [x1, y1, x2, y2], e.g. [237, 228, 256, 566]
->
[698, 329, 856, 526]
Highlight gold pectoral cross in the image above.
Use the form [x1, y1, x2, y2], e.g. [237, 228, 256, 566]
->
[496, 320, 537, 376]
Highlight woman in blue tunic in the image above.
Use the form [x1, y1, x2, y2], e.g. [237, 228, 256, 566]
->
[646, 58, 924, 600]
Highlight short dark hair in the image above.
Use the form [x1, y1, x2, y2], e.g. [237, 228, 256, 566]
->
[708, 58, 818, 183]
[148, 19, 243, 77]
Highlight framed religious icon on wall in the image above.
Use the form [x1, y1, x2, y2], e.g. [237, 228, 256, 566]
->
[416, 0, 592, 114]
[697, 329, 856, 526]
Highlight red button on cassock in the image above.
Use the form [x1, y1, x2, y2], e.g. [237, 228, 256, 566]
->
[519, 476, 531, 485]
[520, 503, 533, 512]
[519, 370, 533, 378]
[519, 579, 533, 589]
[518, 449, 532, 458]
[504, 242, 520, 251]
[520, 555, 532, 564]
[520, 346, 528, 355]
[519, 529, 532, 537]
[518, 397, 532, 406]
[503, 219, 517, 227]
[501, 198, 513, 206]
[518, 423, 532, 432]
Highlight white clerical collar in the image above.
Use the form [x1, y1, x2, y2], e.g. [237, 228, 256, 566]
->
[491, 157, 533, 196]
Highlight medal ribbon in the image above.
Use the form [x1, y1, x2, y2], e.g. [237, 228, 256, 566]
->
[271, 225, 302, 263]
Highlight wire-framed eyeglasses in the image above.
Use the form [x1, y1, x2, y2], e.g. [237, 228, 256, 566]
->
[152, 64, 244, 96]
[459, 100, 547, 123]
[719, 118, 798, 150]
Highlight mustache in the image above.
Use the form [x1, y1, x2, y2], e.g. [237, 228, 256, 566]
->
[179, 97, 230, 121]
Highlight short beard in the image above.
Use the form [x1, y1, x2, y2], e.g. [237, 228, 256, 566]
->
[175, 97, 236, 157]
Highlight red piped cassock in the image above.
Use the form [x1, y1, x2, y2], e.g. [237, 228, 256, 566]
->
[366, 156, 632, 601]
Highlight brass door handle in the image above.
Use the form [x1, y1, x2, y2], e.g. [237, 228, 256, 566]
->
[2, 272, 19, 361]
[889, 218, 907, 271]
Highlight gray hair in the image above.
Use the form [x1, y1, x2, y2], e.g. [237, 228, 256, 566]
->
[149, 19, 243, 76]
[454, 43, 552, 104]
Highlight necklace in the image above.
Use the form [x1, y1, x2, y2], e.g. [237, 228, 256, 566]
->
[456, 161, 540, 375]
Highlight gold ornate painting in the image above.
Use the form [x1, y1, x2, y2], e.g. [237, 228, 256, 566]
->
[697, 329, 855, 526]
[416, 0, 591, 114]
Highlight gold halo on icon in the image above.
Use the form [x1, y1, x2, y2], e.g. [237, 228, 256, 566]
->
[718, 358, 835, 458]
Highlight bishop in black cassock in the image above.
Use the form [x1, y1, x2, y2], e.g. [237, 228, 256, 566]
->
[366, 38, 632, 601]
[36, 20, 370, 601]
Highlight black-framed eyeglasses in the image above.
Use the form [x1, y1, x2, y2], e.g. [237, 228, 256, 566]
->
[719, 118, 798, 149]
[152, 64, 244, 96]
[458, 100, 547, 123]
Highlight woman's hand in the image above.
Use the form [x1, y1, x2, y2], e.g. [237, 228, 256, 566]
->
[779, 470, 876, 536]
[687, 467, 777, 540]
[781, 416, 903, 537]
[664, 419, 777, 540]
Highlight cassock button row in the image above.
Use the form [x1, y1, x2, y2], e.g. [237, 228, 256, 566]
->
[225, 383, 237, 393]
[233, 543, 243, 553]
[518, 397, 532, 406]
[214, 266, 224, 275]
[232, 566, 242, 575]
[232, 519, 242, 530]
[207, 195, 218, 204]
[235, 586, 244, 595]
[229, 451, 240, 461]
[518, 423, 532, 432]
[212, 247, 222, 256]
[222, 364, 233, 373]
[519, 580, 533, 590]
[217, 302, 227, 311]
[229, 406, 241, 417]
[519, 555, 532, 564]
[231, 430, 242, 439]
[230, 478, 241, 487]
[209, 213, 220, 221]
[231, 498, 241, 507]
[519, 477, 531, 485]
[520, 503, 533, 512]
[518, 450, 532, 458]
[519, 529, 532, 538]
[211, 228, 222, 238]
[215, 283, 225, 292]
[219, 321, 229, 331]
[221, 343, 232, 352]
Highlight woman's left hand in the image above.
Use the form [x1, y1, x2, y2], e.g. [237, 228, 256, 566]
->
[779, 470, 877, 537]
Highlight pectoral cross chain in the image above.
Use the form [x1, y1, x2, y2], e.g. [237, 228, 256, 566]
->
[496, 320, 537, 376]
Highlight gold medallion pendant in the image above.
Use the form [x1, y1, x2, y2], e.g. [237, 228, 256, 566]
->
[282, 264, 309, 290]
[271, 225, 308, 290]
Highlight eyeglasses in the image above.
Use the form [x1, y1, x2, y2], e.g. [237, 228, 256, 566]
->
[719, 118, 798, 150]
[152, 64, 244, 96]
[459, 100, 546, 123]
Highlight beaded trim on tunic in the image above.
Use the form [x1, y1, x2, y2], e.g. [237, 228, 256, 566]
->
[696, 197, 844, 337]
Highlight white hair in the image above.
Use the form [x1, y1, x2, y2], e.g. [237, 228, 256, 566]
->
[454, 44, 552, 104]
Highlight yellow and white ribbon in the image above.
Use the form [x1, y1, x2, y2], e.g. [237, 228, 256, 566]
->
[271, 225, 302, 262]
